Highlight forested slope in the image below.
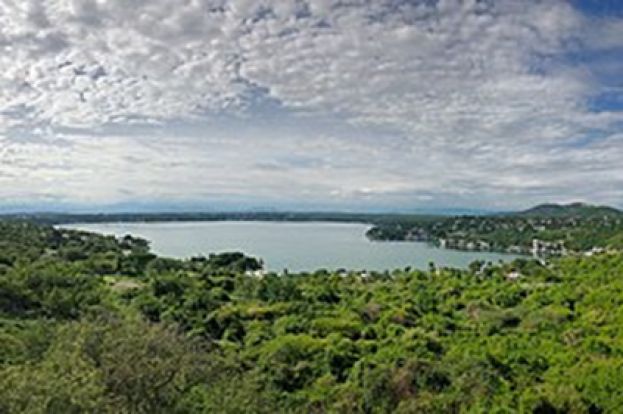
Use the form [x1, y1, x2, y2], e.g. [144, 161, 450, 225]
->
[0, 220, 622, 413]
[367, 203, 623, 255]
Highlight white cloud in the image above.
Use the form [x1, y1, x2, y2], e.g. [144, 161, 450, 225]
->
[0, 0, 622, 209]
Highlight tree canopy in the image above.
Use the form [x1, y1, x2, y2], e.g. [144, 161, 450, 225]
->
[0, 220, 622, 412]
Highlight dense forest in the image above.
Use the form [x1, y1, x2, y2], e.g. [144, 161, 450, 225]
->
[1, 219, 623, 413]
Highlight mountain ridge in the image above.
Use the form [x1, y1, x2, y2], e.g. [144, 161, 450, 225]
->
[516, 202, 622, 218]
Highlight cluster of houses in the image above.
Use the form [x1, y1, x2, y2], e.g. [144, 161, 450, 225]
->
[438, 238, 492, 251]
[531, 239, 567, 258]
[402, 228, 433, 242]
[438, 236, 604, 259]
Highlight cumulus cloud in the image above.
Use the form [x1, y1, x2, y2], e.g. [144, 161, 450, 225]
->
[0, 0, 622, 209]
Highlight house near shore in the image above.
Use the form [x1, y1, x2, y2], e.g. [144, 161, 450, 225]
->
[532, 239, 566, 258]
[245, 269, 267, 278]
[584, 247, 606, 257]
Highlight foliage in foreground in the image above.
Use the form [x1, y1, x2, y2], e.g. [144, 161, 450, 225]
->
[0, 220, 622, 413]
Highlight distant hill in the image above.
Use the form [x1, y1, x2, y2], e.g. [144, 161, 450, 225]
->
[516, 202, 622, 218]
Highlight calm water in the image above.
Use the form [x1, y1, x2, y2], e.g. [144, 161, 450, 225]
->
[63, 221, 521, 272]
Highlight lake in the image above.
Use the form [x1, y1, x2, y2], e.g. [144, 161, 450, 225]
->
[62, 221, 521, 272]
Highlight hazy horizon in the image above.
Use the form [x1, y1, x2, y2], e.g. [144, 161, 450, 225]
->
[0, 200, 495, 216]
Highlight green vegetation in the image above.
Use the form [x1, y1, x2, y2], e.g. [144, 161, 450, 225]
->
[1, 219, 623, 412]
[367, 203, 623, 255]
[517, 202, 622, 218]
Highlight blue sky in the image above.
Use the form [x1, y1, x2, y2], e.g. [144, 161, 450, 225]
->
[573, 0, 623, 17]
[1, 0, 623, 212]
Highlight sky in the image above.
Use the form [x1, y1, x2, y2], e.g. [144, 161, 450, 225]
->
[1, 0, 623, 213]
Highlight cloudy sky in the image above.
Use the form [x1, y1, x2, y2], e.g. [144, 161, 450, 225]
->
[1, 0, 623, 212]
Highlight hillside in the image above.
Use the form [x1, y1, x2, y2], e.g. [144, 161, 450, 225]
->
[516, 202, 622, 218]
[0, 220, 622, 412]
[366, 203, 623, 255]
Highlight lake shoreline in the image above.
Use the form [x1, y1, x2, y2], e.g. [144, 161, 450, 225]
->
[60, 221, 522, 272]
